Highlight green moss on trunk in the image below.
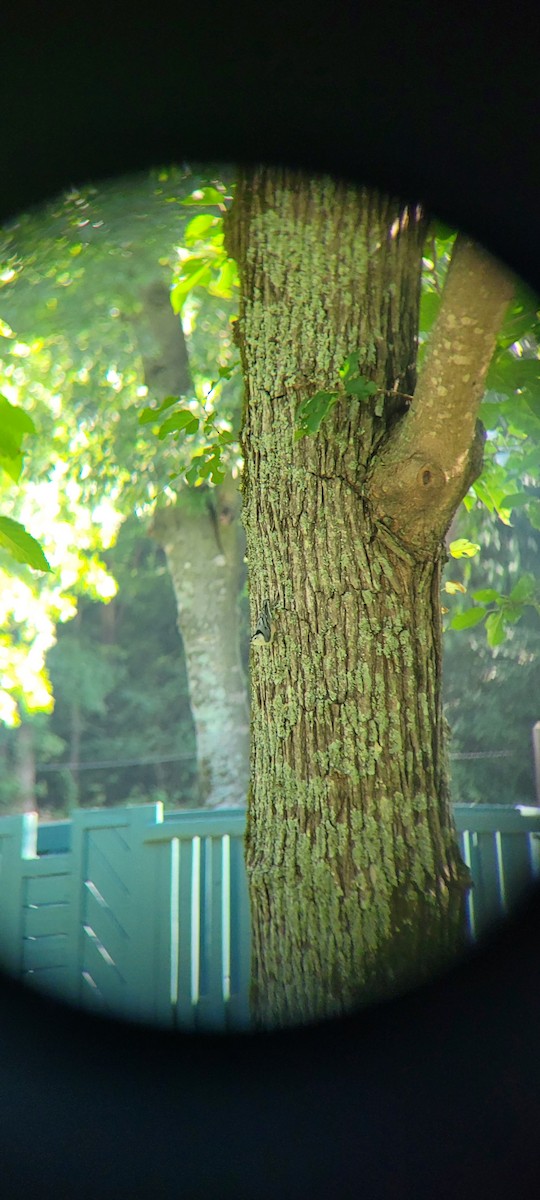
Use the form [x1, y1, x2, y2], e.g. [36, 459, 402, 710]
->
[226, 168, 471, 1029]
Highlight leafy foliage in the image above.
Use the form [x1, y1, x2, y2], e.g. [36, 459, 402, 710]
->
[443, 499, 540, 801]
[419, 227, 540, 647]
[294, 352, 382, 440]
[0, 167, 241, 720]
[0, 518, 198, 813]
[0, 391, 51, 571]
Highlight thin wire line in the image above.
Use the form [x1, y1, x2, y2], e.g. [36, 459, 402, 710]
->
[35, 752, 195, 772]
[449, 750, 513, 760]
[34, 748, 515, 772]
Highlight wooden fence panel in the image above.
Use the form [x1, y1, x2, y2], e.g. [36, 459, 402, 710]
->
[142, 810, 250, 1031]
[0, 813, 39, 976]
[131, 829, 176, 1027]
[454, 804, 540, 941]
[67, 804, 162, 1021]
[0, 803, 539, 1032]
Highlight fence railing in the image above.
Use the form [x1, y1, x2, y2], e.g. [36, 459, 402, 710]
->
[0, 802, 538, 1032]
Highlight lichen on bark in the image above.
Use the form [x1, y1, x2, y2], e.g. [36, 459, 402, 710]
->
[225, 167, 513, 1029]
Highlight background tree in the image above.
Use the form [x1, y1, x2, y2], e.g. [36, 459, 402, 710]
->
[0, 167, 250, 809]
[36, 516, 198, 813]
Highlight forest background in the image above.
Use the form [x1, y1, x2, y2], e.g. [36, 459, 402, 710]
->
[0, 164, 538, 817]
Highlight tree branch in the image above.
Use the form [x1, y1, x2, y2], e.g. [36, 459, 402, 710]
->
[366, 234, 515, 552]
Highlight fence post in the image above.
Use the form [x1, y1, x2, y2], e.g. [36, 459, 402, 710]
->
[533, 721, 540, 805]
[0, 812, 38, 978]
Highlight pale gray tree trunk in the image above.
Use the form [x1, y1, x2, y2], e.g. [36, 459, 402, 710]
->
[14, 721, 36, 812]
[154, 484, 249, 807]
[137, 279, 250, 807]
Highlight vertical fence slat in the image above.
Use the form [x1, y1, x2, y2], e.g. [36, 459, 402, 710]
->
[227, 832, 252, 1030]
[3, 803, 540, 1033]
[196, 836, 226, 1032]
[532, 722, 540, 805]
[128, 804, 174, 1027]
[458, 831, 476, 943]
[174, 837, 195, 1027]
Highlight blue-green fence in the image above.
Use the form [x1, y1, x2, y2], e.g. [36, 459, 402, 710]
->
[0, 802, 539, 1031]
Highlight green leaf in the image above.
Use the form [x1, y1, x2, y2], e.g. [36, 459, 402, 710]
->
[471, 588, 502, 603]
[138, 395, 184, 424]
[444, 581, 467, 595]
[471, 478, 495, 515]
[183, 447, 218, 486]
[528, 500, 540, 530]
[485, 610, 507, 646]
[478, 399, 507, 428]
[418, 289, 441, 335]
[471, 478, 512, 524]
[158, 411, 199, 439]
[338, 351, 362, 379]
[449, 608, 486, 631]
[296, 390, 338, 437]
[185, 461, 202, 486]
[487, 352, 540, 393]
[432, 220, 456, 241]
[138, 407, 160, 426]
[0, 452, 23, 482]
[0, 426, 22, 460]
[217, 362, 237, 381]
[184, 214, 217, 245]
[0, 394, 36, 438]
[170, 263, 213, 313]
[183, 446, 226, 487]
[501, 602, 523, 624]
[449, 538, 481, 558]
[501, 492, 534, 509]
[210, 259, 238, 297]
[497, 283, 540, 348]
[344, 376, 378, 399]
[0, 395, 37, 464]
[523, 393, 540, 426]
[157, 394, 184, 414]
[0, 516, 51, 572]
[509, 573, 537, 604]
[180, 186, 227, 207]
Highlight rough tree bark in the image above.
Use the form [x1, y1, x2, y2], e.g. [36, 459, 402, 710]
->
[225, 168, 514, 1028]
[136, 280, 250, 807]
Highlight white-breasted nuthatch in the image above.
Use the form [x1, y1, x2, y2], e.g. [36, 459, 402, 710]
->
[250, 598, 273, 646]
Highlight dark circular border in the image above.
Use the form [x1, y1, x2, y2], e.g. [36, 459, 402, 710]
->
[2, 4, 540, 1196]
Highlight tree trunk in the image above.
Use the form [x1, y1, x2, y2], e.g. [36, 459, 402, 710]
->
[137, 279, 250, 808]
[224, 168, 502, 1029]
[14, 722, 36, 812]
[137, 279, 193, 400]
[69, 695, 82, 807]
[153, 484, 249, 807]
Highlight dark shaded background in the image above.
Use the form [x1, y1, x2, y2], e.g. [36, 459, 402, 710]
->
[2, 3, 540, 1196]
